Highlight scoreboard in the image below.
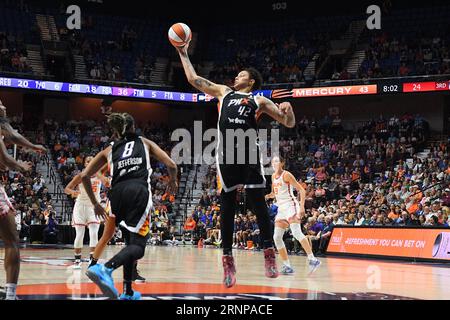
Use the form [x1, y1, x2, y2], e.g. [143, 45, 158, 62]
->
[0, 75, 448, 103]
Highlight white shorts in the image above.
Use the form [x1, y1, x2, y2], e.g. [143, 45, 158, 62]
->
[72, 201, 100, 227]
[275, 200, 300, 223]
[0, 185, 14, 218]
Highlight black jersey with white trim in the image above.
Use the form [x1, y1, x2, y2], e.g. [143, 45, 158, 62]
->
[217, 91, 261, 165]
[108, 133, 152, 187]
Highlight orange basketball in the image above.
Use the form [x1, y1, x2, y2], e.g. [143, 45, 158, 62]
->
[168, 22, 192, 47]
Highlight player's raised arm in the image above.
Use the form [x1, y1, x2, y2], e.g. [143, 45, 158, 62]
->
[142, 137, 178, 194]
[176, 42, 231, 98]
[284, 171, 306, 213]
[256, 96, 295, 128]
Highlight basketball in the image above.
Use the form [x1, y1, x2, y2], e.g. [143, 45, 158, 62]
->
[168, 23, 192, 47]
[1, 0, 449, 305]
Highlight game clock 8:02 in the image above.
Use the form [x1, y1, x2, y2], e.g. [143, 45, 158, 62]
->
[379, 82, 401, 94]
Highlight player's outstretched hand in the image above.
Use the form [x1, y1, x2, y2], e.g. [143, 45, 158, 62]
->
[94, 203, 107, 220]
[176, 40, 190, 55]
[278, 102, 293, 114]
[18, 160, 33, 172]
[167, 178, 178, 195]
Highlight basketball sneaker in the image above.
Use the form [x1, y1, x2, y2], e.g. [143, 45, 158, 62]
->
[73, 260, 82, 269]
[280, 265, 295, 275]
[86, 264, 118, 299]
[133, 269, 146, 283]
[222, 255, 236, 288]
[308, 259, 321, 275]
[263, 248, 279, 278]
[119, 291, 142, 300]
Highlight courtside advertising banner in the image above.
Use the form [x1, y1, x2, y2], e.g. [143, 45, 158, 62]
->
[327, 227, 450, 261]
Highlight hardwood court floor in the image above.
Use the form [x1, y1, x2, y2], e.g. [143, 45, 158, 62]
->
[1, 245, 449, 300]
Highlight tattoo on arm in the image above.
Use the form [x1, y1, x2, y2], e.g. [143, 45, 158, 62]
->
[194, 77, 214, 88]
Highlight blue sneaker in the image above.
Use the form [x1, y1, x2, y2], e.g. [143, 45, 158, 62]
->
[280, 265, 295, 275]
[119, 291, 142, 300]
[86, 264, 118, 299]
[308, 259, 321, 275]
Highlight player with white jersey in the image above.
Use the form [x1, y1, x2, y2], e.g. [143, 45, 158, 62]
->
[65, 156, 110, 269]
[265, 156, 320, 274]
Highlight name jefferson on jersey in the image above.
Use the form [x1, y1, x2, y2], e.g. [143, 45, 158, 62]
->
[109, 134, 152, 187]
[117, 157, 143, 169]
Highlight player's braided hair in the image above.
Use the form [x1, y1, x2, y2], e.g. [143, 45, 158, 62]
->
[107, 112, 135, 138]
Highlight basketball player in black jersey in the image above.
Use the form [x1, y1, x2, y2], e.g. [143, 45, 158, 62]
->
[176, 42, 295, 287]
[82, 113, 178, 300]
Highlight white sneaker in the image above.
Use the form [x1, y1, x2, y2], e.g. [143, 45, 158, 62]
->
[73, 260, 82, 269]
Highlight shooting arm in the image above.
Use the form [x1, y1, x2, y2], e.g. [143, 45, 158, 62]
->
[177, 48, 231, 98]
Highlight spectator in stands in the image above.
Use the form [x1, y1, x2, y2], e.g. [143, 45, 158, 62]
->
[43, 212, 58, 244]
[182, 215, 196, 244]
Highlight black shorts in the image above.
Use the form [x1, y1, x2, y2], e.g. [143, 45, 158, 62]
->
[218, 163, 266, 193]
[110, 181, 152, 235]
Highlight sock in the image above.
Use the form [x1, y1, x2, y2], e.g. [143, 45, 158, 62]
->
[308, 253, 316, 261]
[5, 283, 16, 300]
[123, 280, 133, 296]
[75, 254, 81, 262]
[283, 260, 291, 268]
[89, 257, 98, 267]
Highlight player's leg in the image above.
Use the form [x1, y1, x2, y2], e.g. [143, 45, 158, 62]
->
[220, 188, 237, 287]
[121, 226, 145, 283]
[88, 222, 100, 259]
[273, 220, 294, 274]
[0, 211, 20, 300]
[73, 202, 87, 268]
[73, 225, 85, 269]
[86, 230, 148, 299]
[119, 231, 148, 300]
[289, 217, 321, 274]
[89, 215, 116, 267]
[246, 187, 279, 278]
